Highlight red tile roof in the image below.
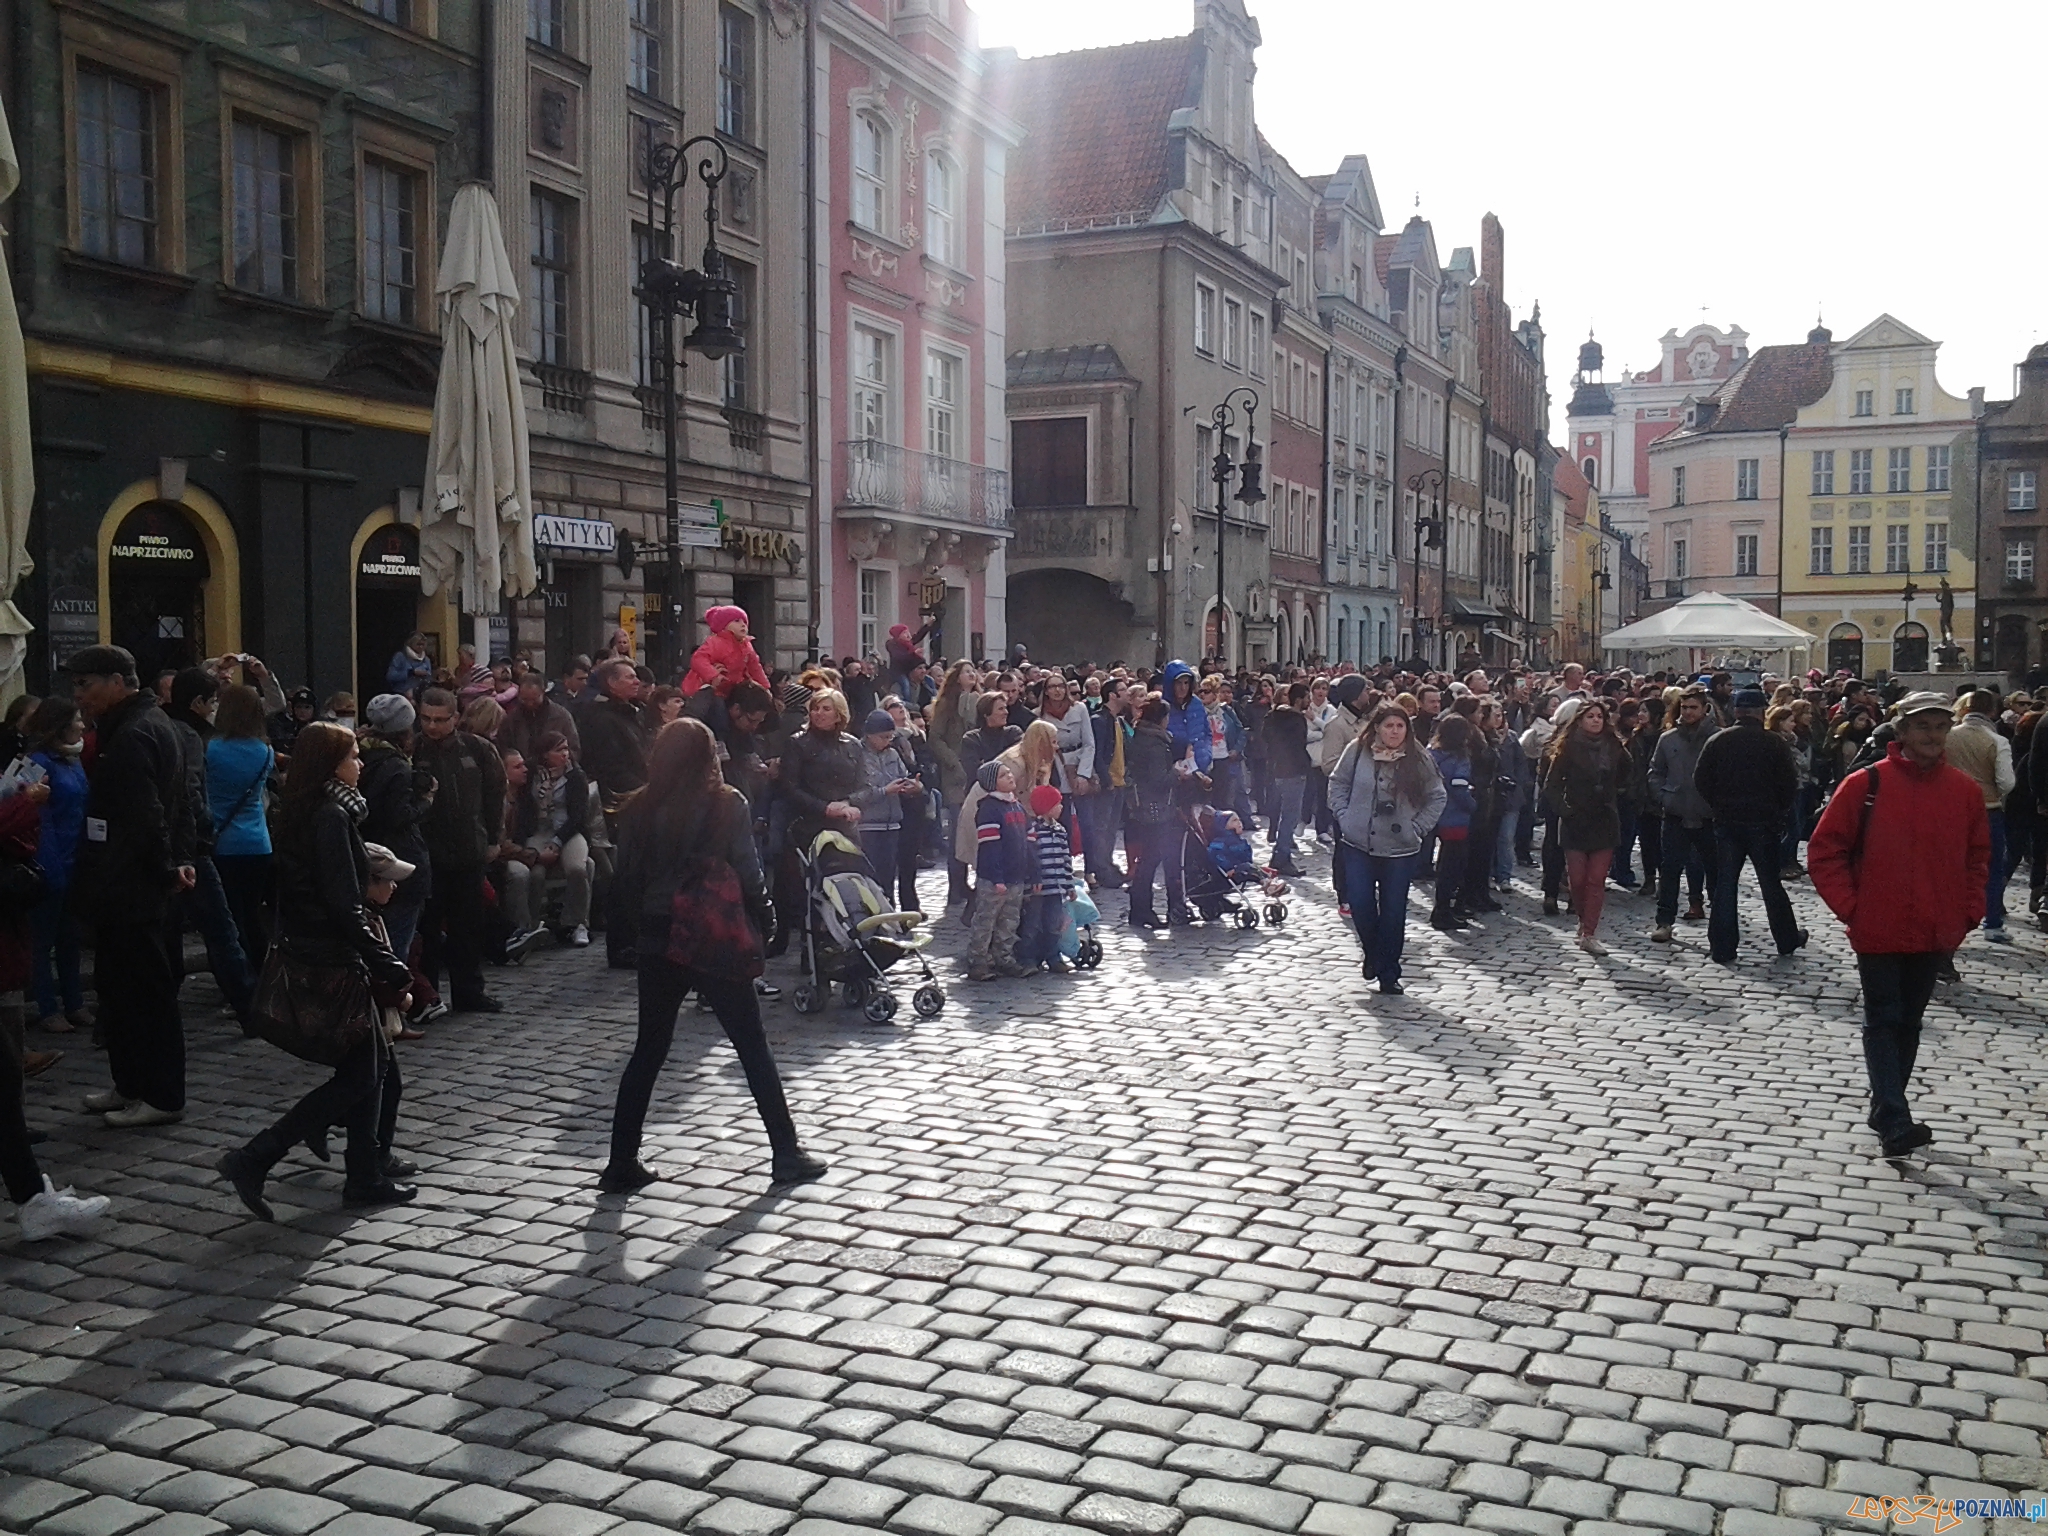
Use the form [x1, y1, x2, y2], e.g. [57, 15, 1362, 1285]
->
[1553, 452, 1592, 518]
[1703, 343, 1833, 432]
[1372, 233, 1395, 284]
[992, 36, 1202, 233]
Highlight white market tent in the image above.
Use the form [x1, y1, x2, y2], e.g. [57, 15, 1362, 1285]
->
[1602, 591, 1812, 654]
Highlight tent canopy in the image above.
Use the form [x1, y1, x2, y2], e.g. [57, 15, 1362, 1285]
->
[1602, 591, 1811, 652]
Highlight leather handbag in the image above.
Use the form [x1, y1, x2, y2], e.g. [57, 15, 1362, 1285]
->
[665, 856, 765, 980]
[0, 855, 47, 916]
[247, 941, 376, 1067]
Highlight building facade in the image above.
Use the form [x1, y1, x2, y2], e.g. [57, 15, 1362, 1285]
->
[1378, 217, 1451, 667]
[491, 0, 815, 676]
[1966, 342, 2048, 684]
[1640, 335, 1833, 619]
[1780, 316, 1978, 678]
[6, 0, 485, 698]
[1263, 148, 1328, 667]
[816, 0, 1019, 662]
[1310, 156, 1403, 668]
[996, 0, 1288, 668]
[1567, 322, 1747, 546]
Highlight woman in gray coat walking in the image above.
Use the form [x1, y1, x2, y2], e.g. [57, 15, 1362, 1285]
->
[1328, 702, 1447, 993]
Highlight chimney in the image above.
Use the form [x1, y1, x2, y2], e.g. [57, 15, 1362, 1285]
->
[1481, 213, 1504, 288]
[1969, 386, 1985, 418]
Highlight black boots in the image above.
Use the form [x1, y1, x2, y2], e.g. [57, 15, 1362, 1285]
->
[772, 1147, 830, 1185]
[217, 1147, 277, 1223]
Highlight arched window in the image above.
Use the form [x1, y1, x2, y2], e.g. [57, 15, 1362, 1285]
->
[1827, 621, 1864, 677]
[1582, 456, 1597, 485]
[852, 113, 888, 233]
[1892, 621, 1929, 672]
[925, 151, 957, 266]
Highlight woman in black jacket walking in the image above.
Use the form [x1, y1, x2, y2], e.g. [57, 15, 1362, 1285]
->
[217, 723, 417, 1218]
[602, 718, 827, 1194]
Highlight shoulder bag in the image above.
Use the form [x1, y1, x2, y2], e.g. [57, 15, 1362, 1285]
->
[665, 803, 765, 979]
[246, 940, 375, 1067]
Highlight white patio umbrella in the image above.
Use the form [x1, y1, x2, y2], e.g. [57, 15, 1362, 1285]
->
[1602, 591, 1812, 653]
[416, 183, 536, 648]
[0, 96, 36, 697]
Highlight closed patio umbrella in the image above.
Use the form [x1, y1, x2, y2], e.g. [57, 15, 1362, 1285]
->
[416, 183, 536, 646]
[0, 97, 35, 696]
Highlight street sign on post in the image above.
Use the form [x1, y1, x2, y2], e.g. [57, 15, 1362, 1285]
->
[673, 501, 723, 550]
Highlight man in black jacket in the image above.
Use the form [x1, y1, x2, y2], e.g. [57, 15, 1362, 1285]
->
[414, 689, 505, 1013]
[359, 694, 434, 977]
[68, 646, 195, 1127]
[578, 660, 649, 800]
[1693, 687, 1804, 963]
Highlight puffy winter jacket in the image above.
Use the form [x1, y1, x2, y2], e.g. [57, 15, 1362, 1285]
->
[1808, 744, 1989, 954]
[1428, 749, 1476, 833]
[1161, 661, 1212, 771]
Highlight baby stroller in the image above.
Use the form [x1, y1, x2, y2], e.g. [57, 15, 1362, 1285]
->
[789, 831, 946, 1022]
[1180, 805, 1291, 930]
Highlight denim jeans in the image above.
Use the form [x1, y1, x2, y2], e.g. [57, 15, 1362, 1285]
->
[1984, 809, 2008, 930]
[212, 852, 273, 971]
[1613, 803, 1640, 885]
[1657, 818, 1717, 926]
[29, 892, 84, 1021]
[1858, 951, 1940, 1140]
[1710, 822, 1802, 960]
[183, 855, 254, 1021]
[1338, 842, 1414, 986]
[1267, 777, 1305, 865]
[858, 826, 903, 909]
[1493, 804, 1520, 882]
[1016, 893, 1067, 965]
[1077, 789, 1124, 881]
[1306, 768, 1330, 836]
[1126, 820, 1185, 919]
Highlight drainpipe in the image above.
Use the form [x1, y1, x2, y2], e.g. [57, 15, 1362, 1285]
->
[478, 0, 493, 179]
[1776, 422, 1789, 637]
[1154, 239, 1170, 668]
[803, 1, 822, 658]
[1391, 345, 1405, 656]
[1318, 334, 1331, 665]
[1439, 379, 1453, 670]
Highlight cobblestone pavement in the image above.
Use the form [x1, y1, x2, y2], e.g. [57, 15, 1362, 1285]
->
[5, 850, 2048, 1536]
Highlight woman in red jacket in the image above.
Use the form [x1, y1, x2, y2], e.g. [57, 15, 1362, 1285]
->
[1808, 693, 1990, 1158]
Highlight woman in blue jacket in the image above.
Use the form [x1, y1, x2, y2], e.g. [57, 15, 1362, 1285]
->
[23, 699, 90, 1032]
[1426, 713, 1481, 932]
[1160, 661, 1212, 774]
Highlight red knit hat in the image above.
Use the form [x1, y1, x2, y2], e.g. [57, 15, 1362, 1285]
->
[1028, 785, 1062, 817]
[704, 604, 748, 634]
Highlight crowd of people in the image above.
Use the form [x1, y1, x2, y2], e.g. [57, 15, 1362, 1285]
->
[3, 613, 2041, 1235]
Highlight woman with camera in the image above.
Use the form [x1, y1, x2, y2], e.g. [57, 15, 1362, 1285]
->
[1328, 702, 1447, 994]
[217, 722, 417, 1220]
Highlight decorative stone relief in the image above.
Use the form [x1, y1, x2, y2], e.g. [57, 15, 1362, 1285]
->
[850, 240, 899, 278]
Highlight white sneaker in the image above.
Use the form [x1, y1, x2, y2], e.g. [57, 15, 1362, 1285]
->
[1576, 934, 1609, 956]
[1338, 904, 1351, 921]
[20, 1179, 110, 1241]
[102, 1103, 182, 1129]
[81, 1090, 129, 1114]
[569, 924, 591, 948]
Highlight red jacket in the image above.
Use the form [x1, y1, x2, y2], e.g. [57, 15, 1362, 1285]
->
[1808, 742, 1990, 954]
[679, 628, 770, 699]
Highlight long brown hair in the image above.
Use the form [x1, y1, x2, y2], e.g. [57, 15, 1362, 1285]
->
[622, 717, 732, 855]
[1357, 700, 1432, 803]
[279, 721, 357, 828]
[214, 683, 268, 741]
[1547, 699, 1620, 771]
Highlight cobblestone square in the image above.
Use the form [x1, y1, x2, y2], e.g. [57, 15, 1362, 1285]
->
[4, 865, 2047, 1536]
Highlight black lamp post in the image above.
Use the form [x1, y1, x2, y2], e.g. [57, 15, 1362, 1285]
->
[1207, 388, 1264, 668]
[1406, 468, 1444, 665]
[639, 131, 743, 676]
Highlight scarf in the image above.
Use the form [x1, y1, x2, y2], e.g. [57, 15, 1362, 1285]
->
[1109, 716, 1126, 788]
[326, 778, 369, 824]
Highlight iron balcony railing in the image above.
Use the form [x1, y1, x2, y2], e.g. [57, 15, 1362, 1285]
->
[841, 439, 1013, 530]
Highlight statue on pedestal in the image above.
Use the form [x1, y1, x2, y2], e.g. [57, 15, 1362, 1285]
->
[1937, 578, 1955, 645]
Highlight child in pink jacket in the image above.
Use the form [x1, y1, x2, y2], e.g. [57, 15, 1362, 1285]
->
[679, 606, 771, 698]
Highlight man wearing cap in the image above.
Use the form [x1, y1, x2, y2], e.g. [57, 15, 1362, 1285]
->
[1942, 690, 2017, 944]
[1693, 687, 1806, 963]
[853, 708, 919, 911]
[65, 645, 196, 1128]
[1809, 693, 1989, 1159]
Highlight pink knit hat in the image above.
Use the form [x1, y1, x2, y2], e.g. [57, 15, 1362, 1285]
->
[705, 605, 748, 634]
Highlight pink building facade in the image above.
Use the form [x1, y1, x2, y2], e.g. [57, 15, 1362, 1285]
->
[814, 0, 1022, 664]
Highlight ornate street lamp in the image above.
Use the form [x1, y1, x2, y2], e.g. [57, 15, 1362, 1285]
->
[1207, 388, 1264, 668]
[1406, 468, 1444, 665]
[639, 131, 743, 674]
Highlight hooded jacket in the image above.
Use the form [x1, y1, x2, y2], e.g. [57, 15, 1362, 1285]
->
[1809, 744, 1989, 954]
[1161, 662, 1212, 771]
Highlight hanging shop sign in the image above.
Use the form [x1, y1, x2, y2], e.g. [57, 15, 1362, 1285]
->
[533, 514, 618, 553]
